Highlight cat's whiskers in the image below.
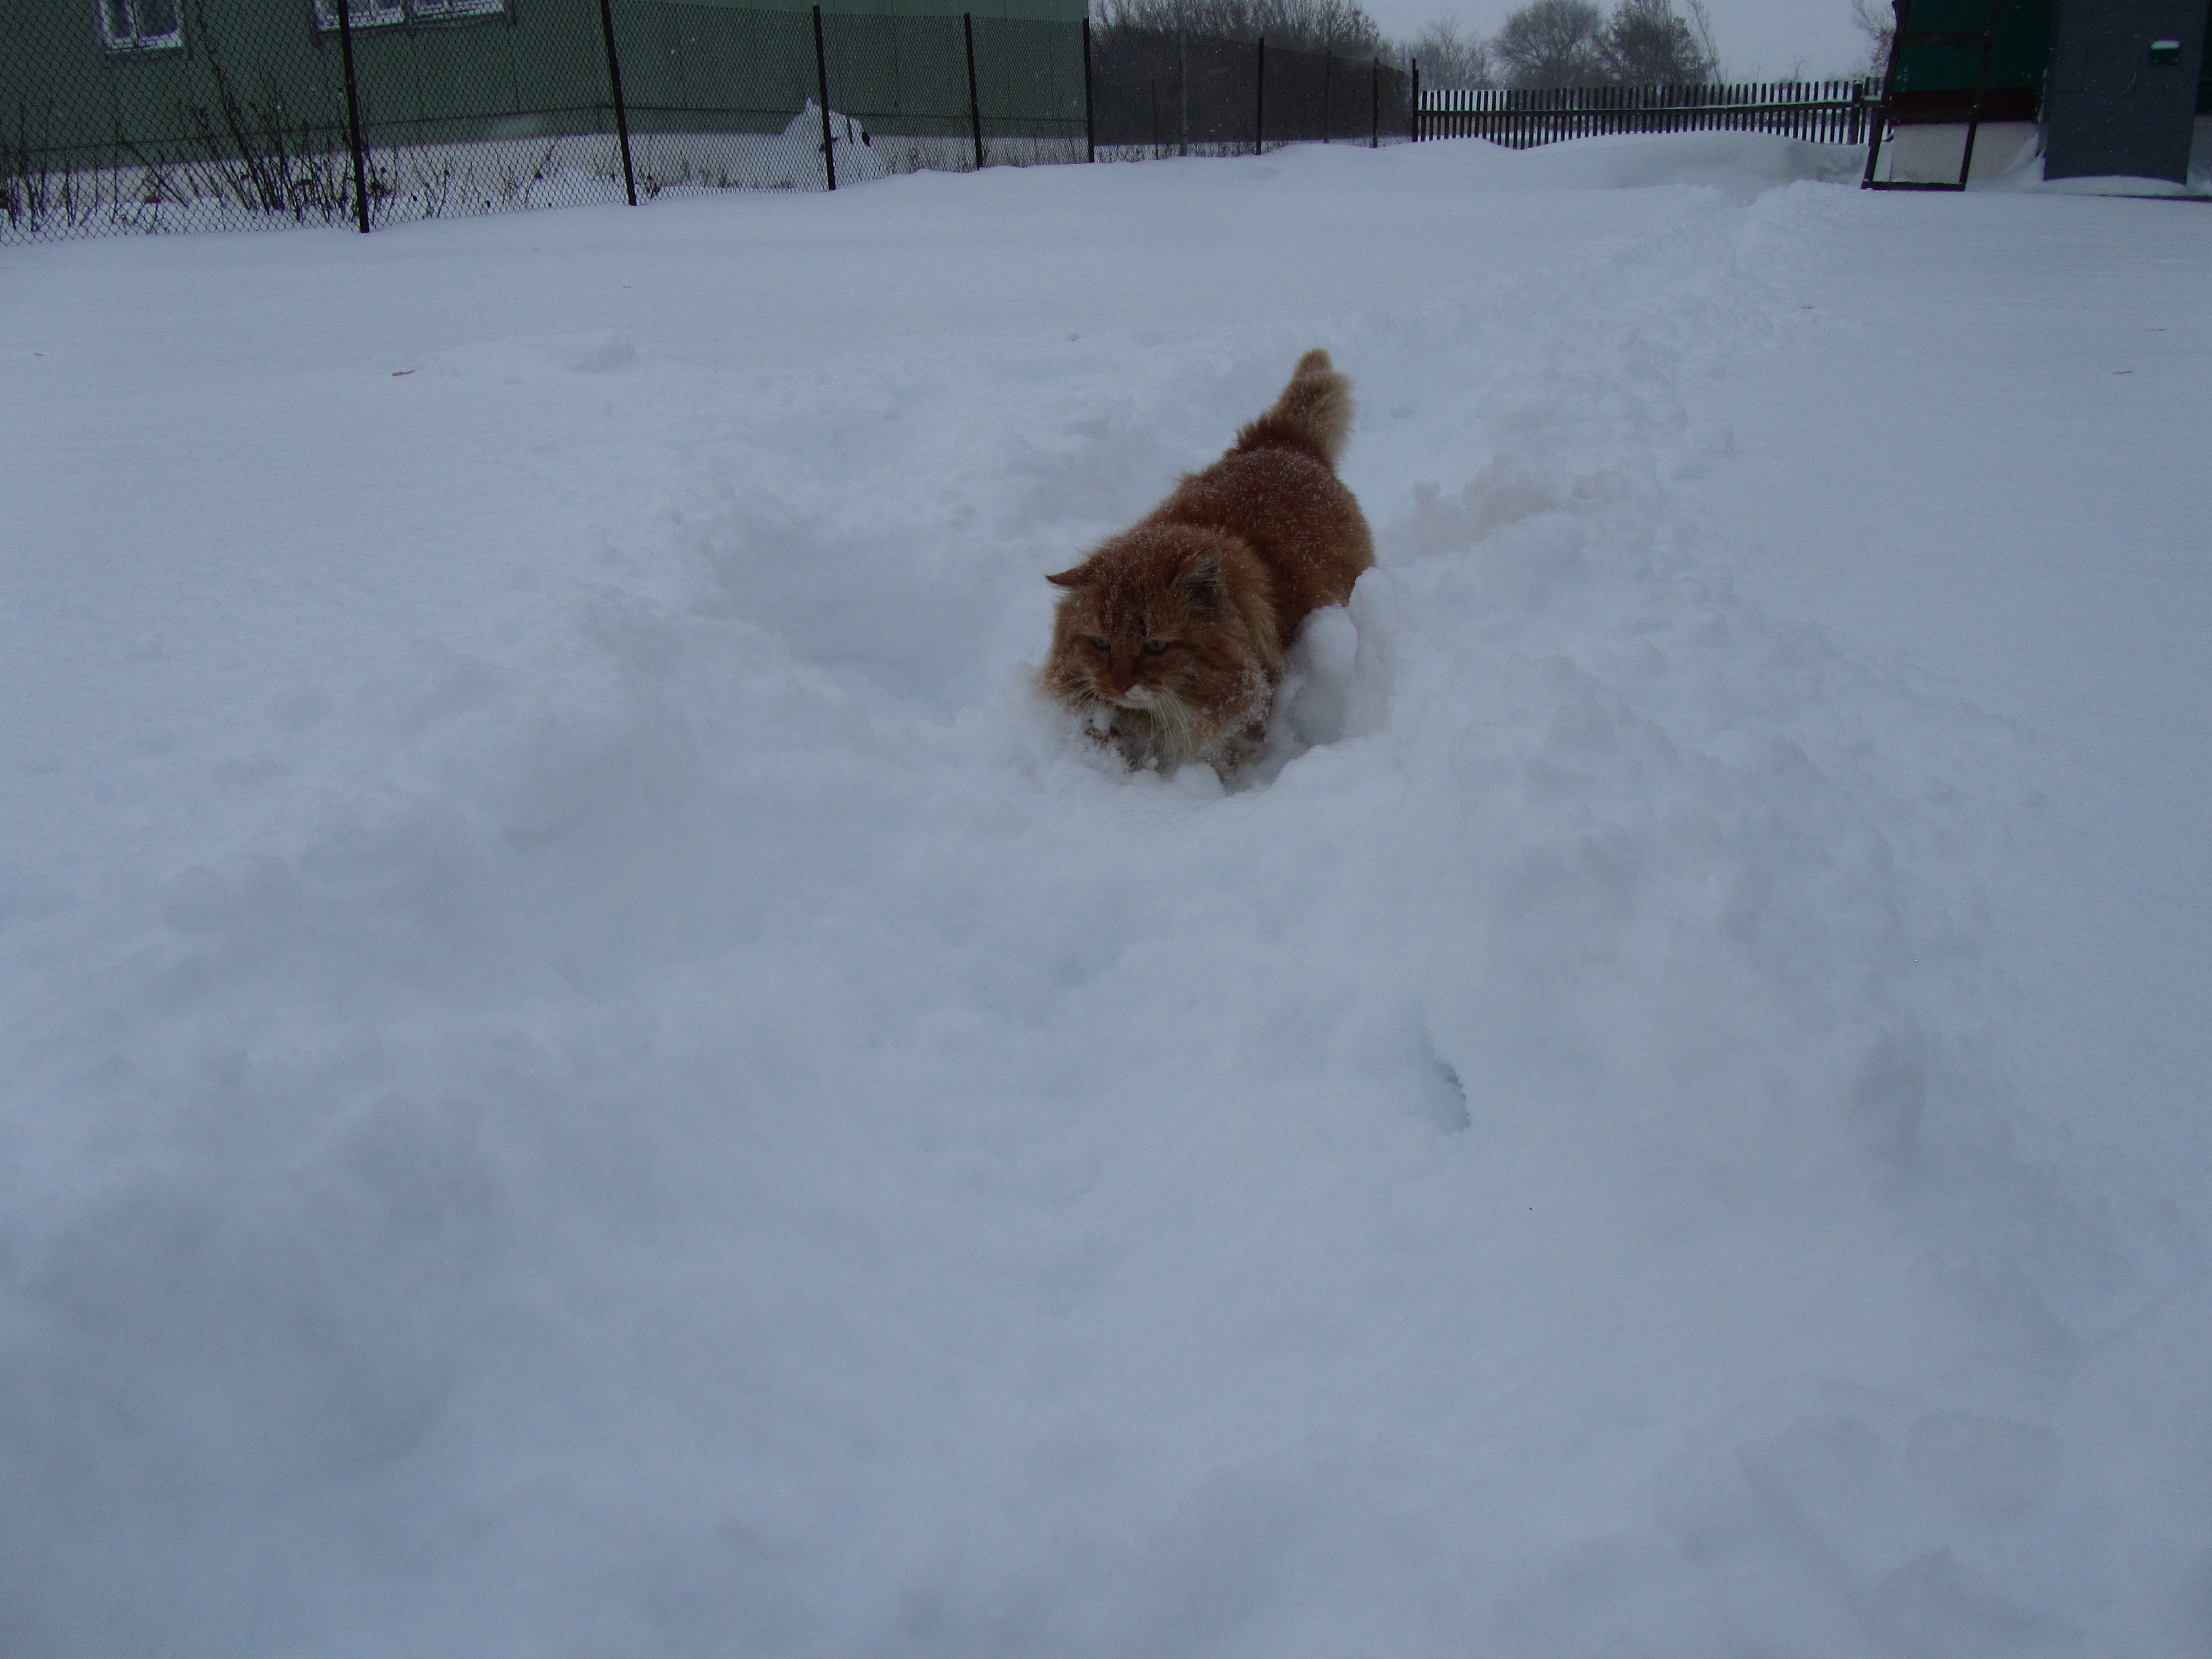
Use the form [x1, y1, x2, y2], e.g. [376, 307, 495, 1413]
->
[1142, 685, 1202, 754]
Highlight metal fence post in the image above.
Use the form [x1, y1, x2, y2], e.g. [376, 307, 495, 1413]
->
[964, 13, 985, 170]
[1951, 0, 2001, 186]
[1254, 37, 1264, 155]
[813, 4, 836, 191]
[334, 0, 371, 232]
[1083, 18, 1096, 162]
[1177, 27, 1188, 157]
[597, 0, 638, 206]
[1410, 59, 1420, 142]
[1370, 57, 1378, 148]
[1861, 0, 1905, 187]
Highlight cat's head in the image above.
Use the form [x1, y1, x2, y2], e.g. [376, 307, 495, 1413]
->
[1040, 525, 1278, 737]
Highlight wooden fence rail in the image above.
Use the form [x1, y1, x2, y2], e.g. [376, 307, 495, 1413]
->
[1417, 80, 1875, 149]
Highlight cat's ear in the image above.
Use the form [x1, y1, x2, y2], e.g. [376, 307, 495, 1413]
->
[1181, 552, 1223, 604]
[1045, 565, 1092, 589]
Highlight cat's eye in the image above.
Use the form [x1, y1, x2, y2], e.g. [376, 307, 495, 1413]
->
[1088, 636, 1109, 651]
[1142, 639, 1169, 655]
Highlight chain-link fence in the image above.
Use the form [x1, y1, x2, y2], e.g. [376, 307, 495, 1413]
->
[2, 0, 1090, 241]
[1088, 25, 1409, 157]
[2, 1, 1411, 243]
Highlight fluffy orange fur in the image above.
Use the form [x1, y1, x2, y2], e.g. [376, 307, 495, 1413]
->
[1041, 350, 1375, 778]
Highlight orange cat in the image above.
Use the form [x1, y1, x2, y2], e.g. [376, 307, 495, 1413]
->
[1041, 350, 1375, 778]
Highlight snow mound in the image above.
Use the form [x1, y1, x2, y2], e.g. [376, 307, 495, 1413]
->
[1393, 128, 1870, 197]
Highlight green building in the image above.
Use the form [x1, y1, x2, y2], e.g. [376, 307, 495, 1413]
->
[1874, 0, 2210, 186]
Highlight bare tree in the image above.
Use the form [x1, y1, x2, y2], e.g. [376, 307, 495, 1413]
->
[1848, 0, 1895, 79]
[1491, 0, 1606, 88]
[1483, 0, 1722, 89]
[1408, 15, 1495, 86]
[1680, 0, 1720, 74]
[1095, 0, 1388, 57]
[1598, 0, 1714, 82]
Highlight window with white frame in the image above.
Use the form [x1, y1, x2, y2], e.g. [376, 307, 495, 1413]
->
[312, 0, 407, 29]
[96, 0, 183, 52]
[312, 0, 505, 28]
[409, 0, 507, 19]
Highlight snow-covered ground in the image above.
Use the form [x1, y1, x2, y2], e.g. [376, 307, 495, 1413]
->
[2, 136, 2206, 1657]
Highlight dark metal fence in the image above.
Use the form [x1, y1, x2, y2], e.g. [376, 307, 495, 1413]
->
[3, 0, 1882, 249]
[2, 0, 1087, 241]
[1417, 81, 1876, 149]
[1087, 25, 1410, 156]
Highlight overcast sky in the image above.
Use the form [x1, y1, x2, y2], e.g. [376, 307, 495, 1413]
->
[1370, 0, 1877, 82]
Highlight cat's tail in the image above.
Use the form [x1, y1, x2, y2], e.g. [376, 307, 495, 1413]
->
[1232, 349, 1356, 470]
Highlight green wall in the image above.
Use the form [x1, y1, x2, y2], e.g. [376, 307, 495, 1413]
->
[1889, 0, 2054, 97]
[2, 0, 1083, 175]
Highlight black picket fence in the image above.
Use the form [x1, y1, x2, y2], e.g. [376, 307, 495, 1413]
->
[1417, 81, 1877, 149]
[1088, 26, 1410, 156]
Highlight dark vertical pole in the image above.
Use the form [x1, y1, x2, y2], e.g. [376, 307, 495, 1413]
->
[1410, 59, 1419, 142]
[1954, 0, 2000, 186]
[1177, 26, 1187, 157]
[1370, 57, 1378, 148]
[1322, 50, 1331, 142]
[1254, 37, 1264, 155]
[813, 4, 836, 191]
[334, 0, 370, 232]
[597, 0, 637, 205]
[964, 13, 985, 170]
[1082, 17, 1095, 162]
[1861, 0, 1906, 187]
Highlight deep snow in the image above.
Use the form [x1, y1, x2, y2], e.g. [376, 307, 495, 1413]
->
[2, 136, 2208, 1658]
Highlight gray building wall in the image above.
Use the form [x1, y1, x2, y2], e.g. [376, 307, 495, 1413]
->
[2045, 0, 2208, 181]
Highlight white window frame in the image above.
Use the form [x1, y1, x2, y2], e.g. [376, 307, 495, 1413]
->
[409, 0, 507, 19]
[312, 0, 506, 29]
[313, 0, 407, 30]
[95, 0, 184, 53]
